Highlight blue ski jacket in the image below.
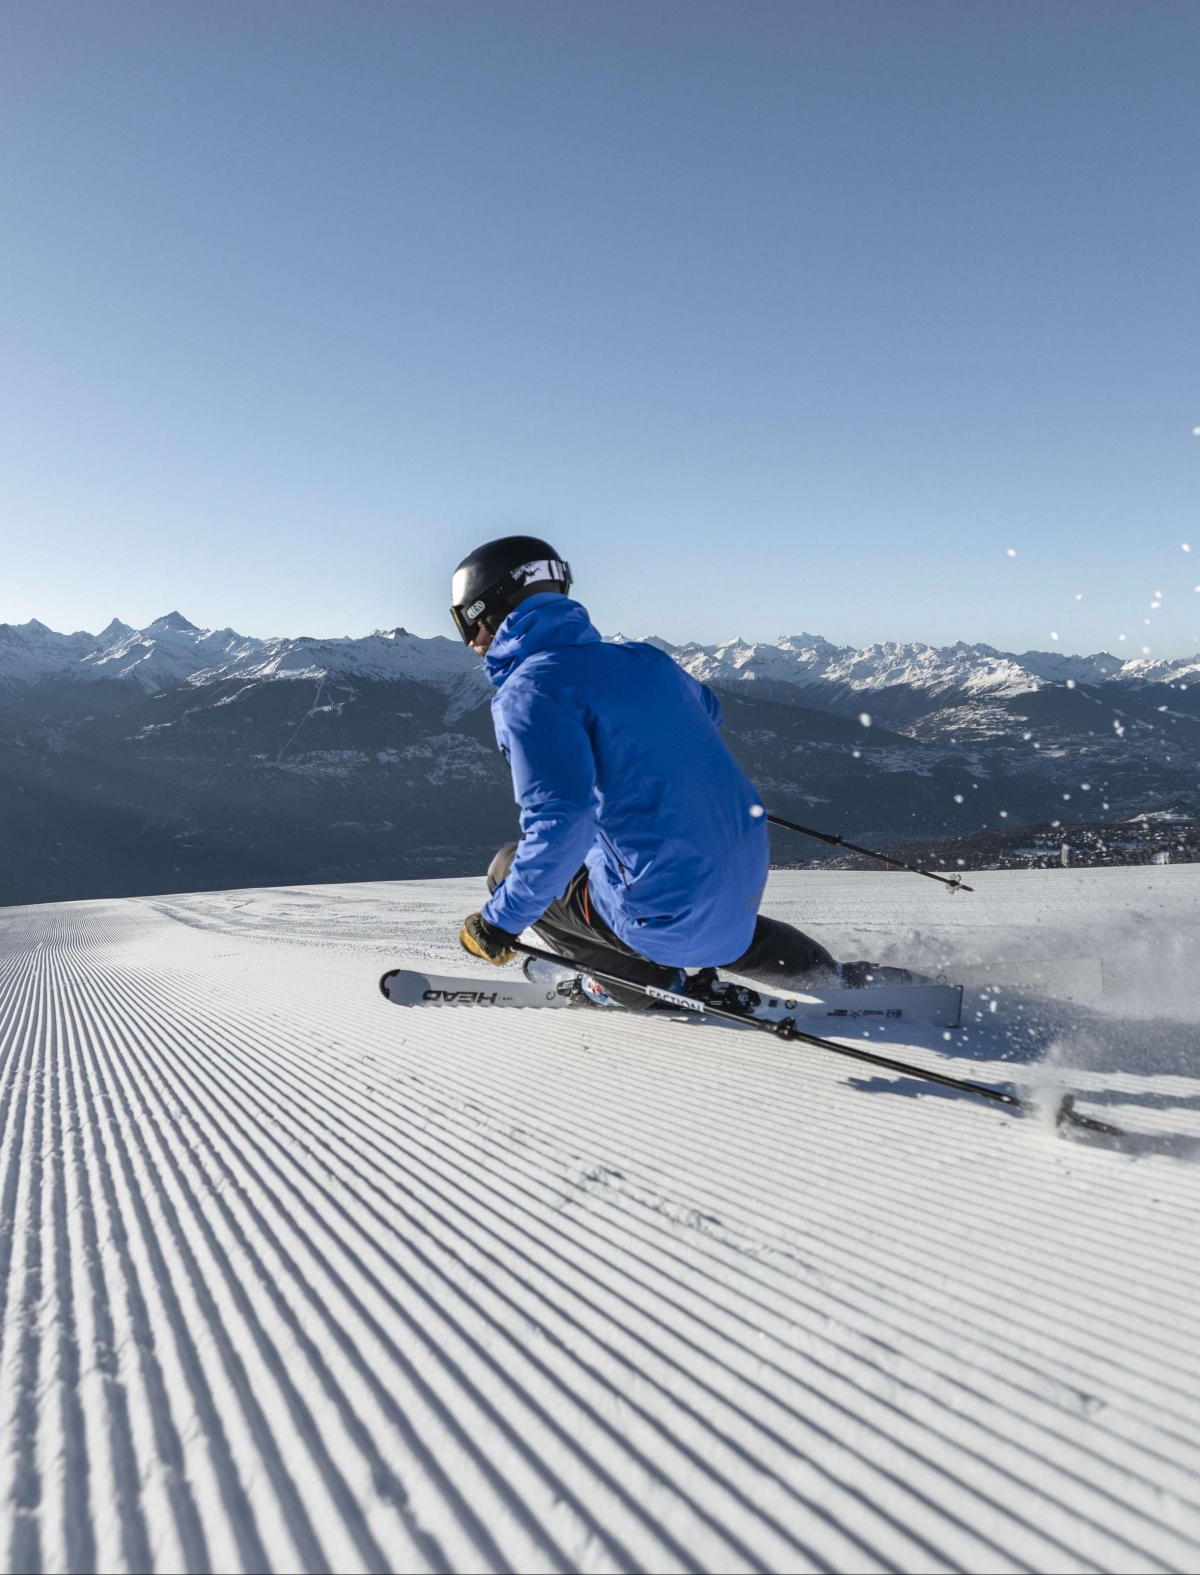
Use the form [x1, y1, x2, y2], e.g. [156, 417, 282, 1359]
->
[480, 594, 769, 966]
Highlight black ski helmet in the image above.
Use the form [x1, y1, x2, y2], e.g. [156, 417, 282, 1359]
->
[450, 535, 572, 644]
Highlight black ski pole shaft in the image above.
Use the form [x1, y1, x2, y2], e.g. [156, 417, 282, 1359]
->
[515, 942, 1122, 1137]
[766, 812, 974, 894]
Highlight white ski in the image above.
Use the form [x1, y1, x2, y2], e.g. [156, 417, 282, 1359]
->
[380, 969, 575, 1009]
[379, 967, 962, 1027]
[734, 981, 961, 1029]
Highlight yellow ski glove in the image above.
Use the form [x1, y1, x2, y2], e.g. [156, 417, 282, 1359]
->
[459, 911, 520, 966]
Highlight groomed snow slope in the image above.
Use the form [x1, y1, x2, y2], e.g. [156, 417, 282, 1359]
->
[1, 868, 1198, 1574]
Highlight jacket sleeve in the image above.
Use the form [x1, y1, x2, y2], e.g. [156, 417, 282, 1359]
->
[482, 681, 598, 935]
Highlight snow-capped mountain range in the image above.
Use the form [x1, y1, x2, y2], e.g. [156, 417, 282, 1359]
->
[0, 611, 483, 693]
[4, 610, 1199, 906]
[3, 611, 1198, 696]
[621, 632, 1200, 696]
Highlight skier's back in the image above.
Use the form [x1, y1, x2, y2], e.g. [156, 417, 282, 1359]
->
[484, 590, 769, 965]
[449, 535, 849, 1004]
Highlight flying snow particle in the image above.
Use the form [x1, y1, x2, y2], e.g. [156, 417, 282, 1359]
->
[1063, 793, 1071, 801]
[1022, 731, 1032, 740]
[953, 794, 964, 804]
[1051, 820, 1061, 828]
[1143, 646, 1151, 654]
[858, 712, 871, 727]
[1075, 593, 1083, 600]
[749, 804, 764, 818]
[1066, 679, 1076, 689]
[1194, 428, 1200, 436]
[1102, 801, 1110, 809]
[1081, 782, 1091, 790]
[1118, 634, 1126, 641]
[1006, 548, 1016, 557]
[1184, 544, 1192, 553]
[1050, 631, 1059, 641]
[851, 749, 861, 758]
[999, 810, 1009, 818]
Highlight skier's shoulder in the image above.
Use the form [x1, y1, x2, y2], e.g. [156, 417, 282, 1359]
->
[494, 636, 683, 721]
[491, 646, 584, 726]
[582, 636, 692, 688]
[501, 631, 619, 686]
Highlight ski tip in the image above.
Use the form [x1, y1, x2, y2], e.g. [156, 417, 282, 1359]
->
[379, 970, 398, 999]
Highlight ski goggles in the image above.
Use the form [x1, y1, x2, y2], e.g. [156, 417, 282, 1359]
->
[450, 558, 572, 644]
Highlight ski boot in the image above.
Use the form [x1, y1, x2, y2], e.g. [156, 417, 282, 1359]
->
[578, 967, 690, 1009]
[576, 974, 621, 1007]
[684, 968, 762, 1017]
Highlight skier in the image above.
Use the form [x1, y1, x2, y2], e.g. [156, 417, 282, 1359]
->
[450, 535, 898, 1007]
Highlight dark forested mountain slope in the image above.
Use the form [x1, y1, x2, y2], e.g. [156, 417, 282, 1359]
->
[2, 615, 1197, 903]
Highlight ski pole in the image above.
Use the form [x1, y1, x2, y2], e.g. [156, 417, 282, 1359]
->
[767, 812, 974, 894]
[515, 940, 1121, 1138]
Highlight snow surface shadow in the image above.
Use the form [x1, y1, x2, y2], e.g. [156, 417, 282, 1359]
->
[1057, 1125, 1200, 1160]
[958, 999, 1200, 1157]
[846, 1075, 990, 1109]
[847, 1074, 1200, 1157]
[847, 1069, 1200, 1158]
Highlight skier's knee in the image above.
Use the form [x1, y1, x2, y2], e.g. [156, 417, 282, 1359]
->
[487, 843, 519, 893]
[729, 914, 837, 982]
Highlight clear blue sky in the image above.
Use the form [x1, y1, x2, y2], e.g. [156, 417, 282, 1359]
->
[1, 1, 1198, 656]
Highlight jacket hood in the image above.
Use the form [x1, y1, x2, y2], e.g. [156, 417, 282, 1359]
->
[484, 594, 601, 686]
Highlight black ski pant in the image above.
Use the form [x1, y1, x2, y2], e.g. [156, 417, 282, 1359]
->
[488, 843, 837, 1010]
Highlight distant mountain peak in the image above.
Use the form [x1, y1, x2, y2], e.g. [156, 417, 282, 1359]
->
[147, 611, 199, 633]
